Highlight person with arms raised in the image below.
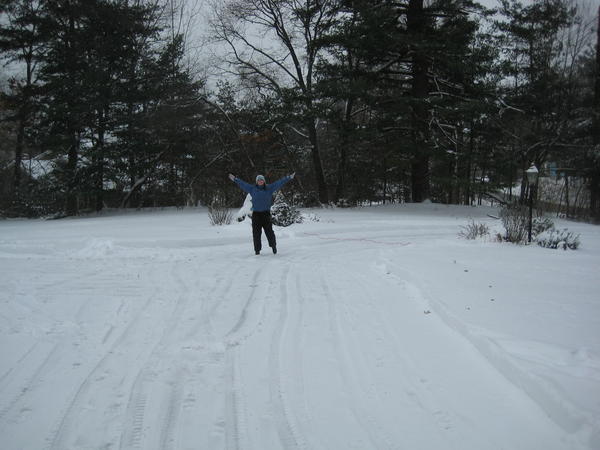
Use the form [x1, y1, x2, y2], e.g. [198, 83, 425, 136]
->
[228, 172, 295, 255]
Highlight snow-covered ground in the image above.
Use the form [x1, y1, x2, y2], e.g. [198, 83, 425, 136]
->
[1, 203, 599, 450]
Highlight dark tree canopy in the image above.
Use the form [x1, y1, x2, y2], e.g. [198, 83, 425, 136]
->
[0, 0, 597, 220]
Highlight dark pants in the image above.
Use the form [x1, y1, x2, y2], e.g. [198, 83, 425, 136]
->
[251, 211, 276, 252]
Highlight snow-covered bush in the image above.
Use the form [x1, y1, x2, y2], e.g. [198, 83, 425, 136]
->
[499, 204, 529, 243]
[536, 228, 580, 250]
[236, 194, 253, 222]
[459, 220, 490, 240]
[271, 192, 302, 227]
[303, 212, 321, 222]
[499, 203, 567, 246]
[532, 217, 554, 236]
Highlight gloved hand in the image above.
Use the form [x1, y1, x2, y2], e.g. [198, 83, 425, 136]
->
[228, 173, 236, 181]
[289, 172, 296, 179]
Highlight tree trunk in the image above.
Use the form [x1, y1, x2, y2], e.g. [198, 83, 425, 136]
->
[95, 107, 106, 212]
[335, 143, 348, 204]
[65, 133, 79, 216]
[65, 9, 78, 216]
[465, 121, 475, 205]
[307, 117, 328, 204]
[13, 45, 35, 196]
[408, 0, 430, 202]
[565, 173, 570, 218]
[13, 117, 25, 195]
[335, 99, 354, 203]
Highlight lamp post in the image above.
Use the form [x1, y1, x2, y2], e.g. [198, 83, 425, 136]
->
[526, 164, 539, 243]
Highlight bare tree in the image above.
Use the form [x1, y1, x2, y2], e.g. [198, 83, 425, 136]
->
[210, 0, 340, 204]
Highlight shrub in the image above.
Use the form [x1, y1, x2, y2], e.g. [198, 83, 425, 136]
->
[235, 193, 253, 222]
[303, 212, 321, 222]
[532, 216, 554, 235]
[499, 204, 529, 244]
[208, 203, 233, 225]
[459, 220, 490, 239]
[536, 228, 580, 250]
[271, 192, 302, 227]
[1, 178, 62, 218]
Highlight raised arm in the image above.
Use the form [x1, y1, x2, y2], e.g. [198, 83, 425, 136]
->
[229, 174, 254, 193]
[268, 173, 295, 192]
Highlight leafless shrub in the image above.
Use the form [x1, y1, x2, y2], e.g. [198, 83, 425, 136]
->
[499, 204, 529, 244]
[208, 203, 233, 225]
[459, 220, 490, 239]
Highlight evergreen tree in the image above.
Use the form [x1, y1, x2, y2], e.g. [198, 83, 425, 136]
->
[494, 0, 580, 200]
[79, 0, 159, 211]
[36, 0, 90, 215]
[116, 32, 205, 208]
[318, 0, 491, 203]
[0, 0, 44, 197]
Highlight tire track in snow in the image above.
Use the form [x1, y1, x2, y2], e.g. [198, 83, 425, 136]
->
[222, 255, 295, 450]
[0, 342, 59, 423]
[48, 260, 179, 450]
[225, 348, 243, 450]
[159, 369, 185, 450]
[154, 261, 194, 450]
[336, 266, 459, 443]
[176, 259, 245, 449]
[223, 258, 275, 348]
[376, 254, 589, 438]
[117, 258, 193, 450]
[223, 260, 278, 450]
[0, 341, 38, 389]
[267, 263, 306, 450]
[0, 266, 115, 421]
[119, 387, 147, 449]
[48, 296, 156, 450]
[119, 254, 236, 450]
[0, 259, 131, 446]
[34, 268, 99, 293]
[316, 262, 397, 450]
[188, 263, 242, 343]
[289, 259, 318, 448]
[151, 259, 205, 450]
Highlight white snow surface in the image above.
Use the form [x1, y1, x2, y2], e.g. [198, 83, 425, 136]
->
[1, 203, 599, 450]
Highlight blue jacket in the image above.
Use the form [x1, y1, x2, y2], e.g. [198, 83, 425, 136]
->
[234, 176, 292, 212]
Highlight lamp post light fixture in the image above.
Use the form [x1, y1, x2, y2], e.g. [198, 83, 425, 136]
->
[526, 164, 539, 243]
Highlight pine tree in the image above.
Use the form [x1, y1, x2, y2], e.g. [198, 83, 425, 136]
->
[271, 191, 302, 227]
[318, 0, 491, 203]
[116, 32, 205, 208]
[36, 0, 90, 215]
[494, 0, 579, 201]
[80, 0, 158, 211]
[0, 0, 44, 198]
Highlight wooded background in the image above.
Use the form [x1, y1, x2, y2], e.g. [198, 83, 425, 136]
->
[0, 0, 598, 220]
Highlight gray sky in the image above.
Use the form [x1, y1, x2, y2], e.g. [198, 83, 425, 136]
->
[196, 0, 597, 90]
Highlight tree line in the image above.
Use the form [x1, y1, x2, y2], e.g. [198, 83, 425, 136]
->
[0, 0, 598, 220]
